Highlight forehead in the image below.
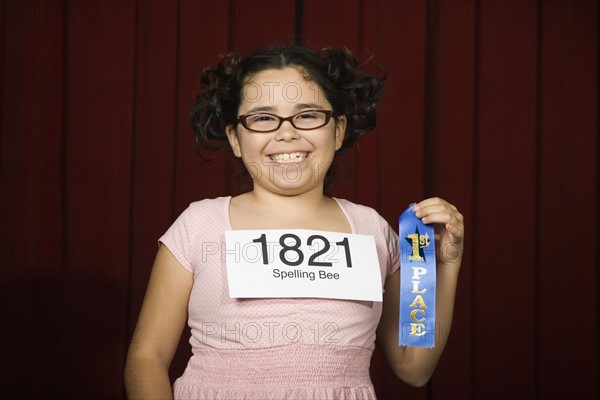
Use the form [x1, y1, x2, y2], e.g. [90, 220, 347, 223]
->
[239, 67, 328, 109]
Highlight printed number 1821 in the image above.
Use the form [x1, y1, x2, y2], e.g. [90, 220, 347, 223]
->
[252, 233, 353, 268]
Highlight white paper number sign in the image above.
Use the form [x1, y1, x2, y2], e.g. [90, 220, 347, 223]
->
[225, 229, 382, 301]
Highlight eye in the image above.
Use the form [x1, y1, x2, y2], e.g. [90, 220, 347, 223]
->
[248, 114, 276, 122]
[296, 111, 320, 119]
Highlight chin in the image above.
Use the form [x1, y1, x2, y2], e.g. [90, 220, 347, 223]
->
[260, 180, 322, 196]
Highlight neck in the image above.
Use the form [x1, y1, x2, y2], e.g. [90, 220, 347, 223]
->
[249, 185, 329, 213]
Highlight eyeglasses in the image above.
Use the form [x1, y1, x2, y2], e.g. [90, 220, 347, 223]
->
[236, 109, 335, 133]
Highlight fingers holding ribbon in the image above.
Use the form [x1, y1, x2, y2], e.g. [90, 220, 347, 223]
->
[413, 198, 464, 268]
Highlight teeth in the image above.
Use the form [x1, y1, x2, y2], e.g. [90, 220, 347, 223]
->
[270, 152, 308, 163]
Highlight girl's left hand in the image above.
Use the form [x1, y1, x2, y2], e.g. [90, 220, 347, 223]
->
[413, 197, 464, 270]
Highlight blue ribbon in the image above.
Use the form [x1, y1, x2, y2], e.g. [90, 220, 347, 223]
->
[398, 204, 436, 348]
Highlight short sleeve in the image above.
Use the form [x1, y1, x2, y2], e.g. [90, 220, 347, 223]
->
[381, 217, 400, 277]
[158, 206, 194, 273]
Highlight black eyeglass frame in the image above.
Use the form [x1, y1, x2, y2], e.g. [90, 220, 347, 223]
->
[236, 109, 336, 133]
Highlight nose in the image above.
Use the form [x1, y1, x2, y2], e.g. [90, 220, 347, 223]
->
[273, 119, 300, 141]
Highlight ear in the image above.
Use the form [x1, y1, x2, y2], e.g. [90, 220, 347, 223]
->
[334, 115, 347, 151]
[225, 125, 242, 157]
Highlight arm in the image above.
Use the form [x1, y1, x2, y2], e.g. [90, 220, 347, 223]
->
[376, 197, 464, 387]
[124, 245, 194, 399]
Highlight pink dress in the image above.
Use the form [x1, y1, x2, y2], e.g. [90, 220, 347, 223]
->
[159, 197, 400, 399]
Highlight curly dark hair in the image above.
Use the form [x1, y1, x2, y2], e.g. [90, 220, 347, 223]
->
[191, 44, 385, 153]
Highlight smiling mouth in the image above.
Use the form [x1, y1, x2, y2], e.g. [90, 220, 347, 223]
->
[269, 152, 309, 164]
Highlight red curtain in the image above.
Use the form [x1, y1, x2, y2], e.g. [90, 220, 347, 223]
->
[1, 1, 597, 399]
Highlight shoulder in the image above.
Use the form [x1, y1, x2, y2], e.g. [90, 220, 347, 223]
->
[334, 197, 380, 216]
[334, 198, 390, 233]
[180, 196, 230, 219]
[334, 198, 400, 275]
[187, 196, 230, 211]
[170, 196, 231, 234]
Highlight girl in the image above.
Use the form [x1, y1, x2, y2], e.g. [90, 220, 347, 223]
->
[125, 44, 464, 399]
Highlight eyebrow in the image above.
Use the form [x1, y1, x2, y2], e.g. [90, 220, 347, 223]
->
[295, 102, 326, 110]
[245, 103, 327, 114]
[245, 106, 275, 113]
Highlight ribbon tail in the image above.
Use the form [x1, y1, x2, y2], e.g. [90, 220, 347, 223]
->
[398, 204, 437, 348]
